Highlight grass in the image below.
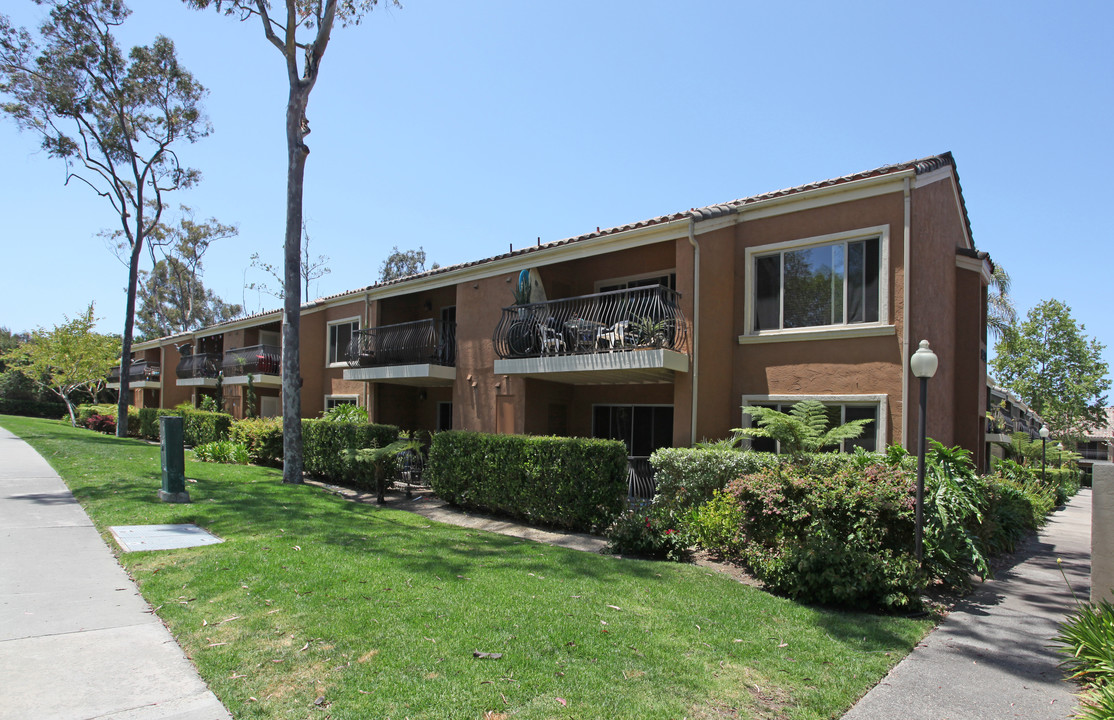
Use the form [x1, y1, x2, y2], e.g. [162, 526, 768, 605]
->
[2, 416, 934, 720]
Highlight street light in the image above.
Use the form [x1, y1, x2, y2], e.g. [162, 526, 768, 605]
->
[1040, 425, 1050, 482]
[910, 339, 938, 567]
[1057, 442, 1064, 470]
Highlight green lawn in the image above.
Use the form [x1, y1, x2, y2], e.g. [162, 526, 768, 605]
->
[2, 416, 934, 720]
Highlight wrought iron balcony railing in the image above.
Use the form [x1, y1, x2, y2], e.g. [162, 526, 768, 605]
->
[492, 285, 687, 360]
[1078, 447, 1111, 461]
[222, 345, 281, 376]
[347, 319, 456, 368]
[108, 360, 161, 383]
[176, 352, 222, 380]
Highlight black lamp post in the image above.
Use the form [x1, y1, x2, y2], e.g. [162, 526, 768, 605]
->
[910, 339, 938, 566]
[1057, 442, 1064, 470]
[1039, 425, 1050, 482]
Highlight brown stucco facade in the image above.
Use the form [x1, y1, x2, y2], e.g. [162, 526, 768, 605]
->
[123, 153, 989, 467]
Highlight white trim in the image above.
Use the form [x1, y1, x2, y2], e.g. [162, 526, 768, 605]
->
[326, 316, 361, 367]
[956, 254, 994, 284]
[222, 373, 282, 387]
[324, 394, 360, 410]
[738, 324, 895, 345]
[592, 269, 677, 293]
[912, 165, 953, 189]
[344, 364, 457, 386]
[742, 225, 891, 337]
[494, 348, 689, 378]
[735, 175, 908, 224]
[739, 393, 889, 450]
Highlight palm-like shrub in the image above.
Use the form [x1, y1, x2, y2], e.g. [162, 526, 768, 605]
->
[734, 400, 872, 457]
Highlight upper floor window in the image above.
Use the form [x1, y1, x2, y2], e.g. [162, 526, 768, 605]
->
[327, 318, 360, 365]
[754, 236, 880, 331]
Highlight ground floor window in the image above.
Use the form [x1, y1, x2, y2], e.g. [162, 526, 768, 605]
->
[741, 397, 883, 453]
[437, 402, 453, 431]
[324, 395, 359, 411]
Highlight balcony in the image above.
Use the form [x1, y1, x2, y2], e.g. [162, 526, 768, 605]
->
[343, 319, 456, 387]
[107, 360, 161, 388]
[222, 345, 281, 386]
[175, 352, 222, 386]
[492, 286, 689, 385]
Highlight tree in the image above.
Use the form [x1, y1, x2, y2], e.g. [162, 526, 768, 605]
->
[246, 222, 331, 301]
[186, 0, 397, 484]
[127, 209, 242, 340]
[991, 299, 1110, 440]
[734, 400, 872, 457]
[1, 1, 209, 437]
[987, 263, 1017, 339]
[0, 327, 29, 372]
[8, 303, 120, 426]
[379, 245, 438, 283]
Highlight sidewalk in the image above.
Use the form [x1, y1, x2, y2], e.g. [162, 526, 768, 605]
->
[0, 426, 231, 720]
[842, 488, 1092, 720]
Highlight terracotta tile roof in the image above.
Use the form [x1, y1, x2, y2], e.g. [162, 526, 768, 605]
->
[312, 152, 968, 305]
[1085, 407, 1114, 440]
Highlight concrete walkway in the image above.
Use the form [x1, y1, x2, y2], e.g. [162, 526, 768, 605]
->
[842, 488, 1092, 720]
[0, 426, 231, 720]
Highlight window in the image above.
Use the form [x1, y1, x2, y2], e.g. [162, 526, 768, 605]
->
[327, 318, 360, 365]
[592, 405, 673, 458]
[324, 395, 359, 411]
[752, 233, 881, 332]
[597, 272, 676, 294]
[741, 399, 882, 453]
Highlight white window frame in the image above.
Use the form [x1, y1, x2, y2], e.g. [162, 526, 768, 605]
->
[324, 394, 360, 411]
[326, 316, 361, 368]
[739, 394, 888, 452]
[742, 226, 891, 341]
[593, 269, 677, 294]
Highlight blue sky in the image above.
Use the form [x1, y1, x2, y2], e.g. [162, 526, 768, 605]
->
[2, 1, 1111, 381]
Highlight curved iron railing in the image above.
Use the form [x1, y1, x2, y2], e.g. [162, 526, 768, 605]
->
[176, 352, 222, 380]
[347, 319, 456, 368]
[108, 360, 161, 383]
[223, 344, 281, 376]
[492, 285, 687, 360]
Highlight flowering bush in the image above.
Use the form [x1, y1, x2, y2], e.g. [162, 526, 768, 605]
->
[85, 413, 116, 435]
[605, 505, 688, 561]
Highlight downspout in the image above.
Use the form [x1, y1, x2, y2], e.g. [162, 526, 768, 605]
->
[901, 177, 912, 449]
[687, 216, 700, 445]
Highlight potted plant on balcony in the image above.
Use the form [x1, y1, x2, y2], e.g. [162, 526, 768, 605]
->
[632, 315, 669, 348]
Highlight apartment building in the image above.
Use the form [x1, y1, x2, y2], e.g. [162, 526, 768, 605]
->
[116, 152, 992, 478]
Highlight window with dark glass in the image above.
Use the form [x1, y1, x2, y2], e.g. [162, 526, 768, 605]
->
[592, 405, 674, 458]
[753, 237, 880, 331]
[328, 321, 358, 365]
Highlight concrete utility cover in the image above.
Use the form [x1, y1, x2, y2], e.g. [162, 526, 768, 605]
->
[109, 524, 224, 552]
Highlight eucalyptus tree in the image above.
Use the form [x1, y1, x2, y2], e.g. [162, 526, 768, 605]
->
[0, 0, 209, 436]
[185, 0, 397, 484]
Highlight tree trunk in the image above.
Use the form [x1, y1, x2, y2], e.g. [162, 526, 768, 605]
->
[116, 231, 145, 437]
[281, 82, 309, 485]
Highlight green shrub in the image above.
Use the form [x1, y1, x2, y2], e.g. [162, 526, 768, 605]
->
[321, 403, 369, 423]
[302, 419, 399, 484]
[649, 447, 780, 521]
[76, 404, 139, 435]
[0, 398, 68, 418]
[138, 407, 161, 440]
[728, 462, 921, 610]
[230, 417, 284, 466]
[604, 505, 687, 561]
[686, 489, 743, 557]
[429, 431, 628, 533]
[193, 440, 249, 464]
[85, 413, 116, 434]
[1057, 597, 1114, 720]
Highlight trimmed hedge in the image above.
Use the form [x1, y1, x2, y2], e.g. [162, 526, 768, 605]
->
[302, 418, 399, 484]
[230, 418, 284, 466]
[428, 431, 628, 533]
[0, 398, 68, 419]
[77, 404, 139, 435]
[131, 407, 232, 446]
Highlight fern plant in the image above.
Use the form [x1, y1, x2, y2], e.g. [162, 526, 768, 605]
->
[733, 400, 872, 457]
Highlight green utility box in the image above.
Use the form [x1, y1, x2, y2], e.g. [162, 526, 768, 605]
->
[158, 415, 190, 503]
